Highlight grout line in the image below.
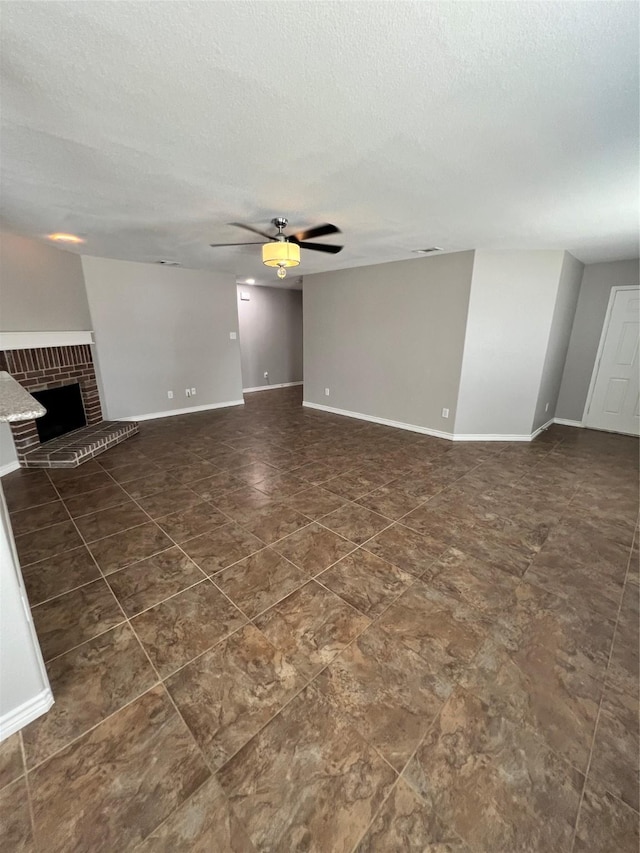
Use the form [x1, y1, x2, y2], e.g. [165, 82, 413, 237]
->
[41, 468, 219, 792]
[569, 519, 640, 850]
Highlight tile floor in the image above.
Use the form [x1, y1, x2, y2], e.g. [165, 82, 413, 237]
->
[1, 386, 638, 852]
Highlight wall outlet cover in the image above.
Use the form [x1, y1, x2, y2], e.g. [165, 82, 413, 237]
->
[167, 390, 173, 399]
[191, 387, 196, 396]
[229, 331, 237, 340]
[185, 388, 191, 397]
[441, 407, 450, 418]
[324, 388, 330, 396]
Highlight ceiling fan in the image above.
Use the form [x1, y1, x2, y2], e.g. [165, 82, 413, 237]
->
[210, 217, 343, 279]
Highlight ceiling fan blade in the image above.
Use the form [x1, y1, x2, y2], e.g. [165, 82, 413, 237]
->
[229, 222, 274, 240]
[292, 223, 341, 241]
[209, 241, 266, 247]
[293, 240, 343, 254]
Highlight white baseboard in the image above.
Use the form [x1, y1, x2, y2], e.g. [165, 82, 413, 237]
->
[530, 418, 555, 440]
[0, 461, 21, 478]
[454, 432, 540, 442]
[0, 687, 54, 740]
[118, 399, 245, 422]
[243, 382, 303, 393]
[303, 402, 560, 442]
[553, 417, 584, 428]
[303, 401, 456, 440]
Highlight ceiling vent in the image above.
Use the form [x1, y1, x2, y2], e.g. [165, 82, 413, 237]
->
[412, 247, 443, 254]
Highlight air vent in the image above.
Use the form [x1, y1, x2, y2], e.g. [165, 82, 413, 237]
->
[412, 247, 443, 254]
[156, 260, 181, 266]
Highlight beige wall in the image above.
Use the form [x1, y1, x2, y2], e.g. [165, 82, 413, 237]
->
[237, 285, 303, 389]
[532, 252, 583, 431]
[82, 256, 243, 420]
[0, 232, 91, 331]
[303, 252, 475, 432]
[556, 258, 640, 422]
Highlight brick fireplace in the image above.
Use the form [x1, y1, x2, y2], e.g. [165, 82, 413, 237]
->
[0, 339, 138, 468]
[0, 344, 103, 456]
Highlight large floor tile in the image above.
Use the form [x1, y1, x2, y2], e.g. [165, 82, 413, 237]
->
[404, 688, 584, 853]
[317, 625, 448, 770]
[588, 703, 639, 810]
[21, 546, 100, 605]
[132, 581, 247, 677]
[355, 780, 471, 852]
[0, 733, 23, 790]
[217, 685, 395, 853]
[88, 521, 173, 575]
[63, 482, 130, 517]
[135, 486, 202, 519]
[153, 500, 227, 542]
[108, 546, 205, 616]
[29, 686, 209, 853]
[320, 502, 391, 545]
[271, 522, 356, 575]
[0, 778, 34, 852]
[255, 580, 370, 679]
[15, 519, 83, 566]
[376, 581, 488, 668]
[363, 522, 448, 578]
[32, 579, 125, 661]
[181, 522, 265, 574]
[214, 548, 306, 618]
[573, 780, 640, 853]
[459, 640, 601, 772]
[283, 485, 346, 519]
[166, 624, 304, 769]
[22, 624, 156, 767]
[319, 547, 414, 617]
[74, 501, 149, 543]
[136, 776, 257, 852]
[9, 499, 69, 535]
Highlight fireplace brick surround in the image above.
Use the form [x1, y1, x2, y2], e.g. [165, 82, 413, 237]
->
[0, 343, 138, 467]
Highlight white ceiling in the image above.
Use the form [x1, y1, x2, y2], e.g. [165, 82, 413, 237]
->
[1, 1, 638, 280]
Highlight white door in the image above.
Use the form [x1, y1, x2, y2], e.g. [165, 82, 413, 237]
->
[585, 286, 639, 436]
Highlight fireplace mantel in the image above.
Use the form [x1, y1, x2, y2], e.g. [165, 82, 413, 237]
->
[0, 331, 94, 351]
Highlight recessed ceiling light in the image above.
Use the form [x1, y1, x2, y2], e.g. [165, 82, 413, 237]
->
[412, 247, 444, 254]
[245, 278, 255, 284]
[156, 260, 181, 266]
[48, 232, 84, 244]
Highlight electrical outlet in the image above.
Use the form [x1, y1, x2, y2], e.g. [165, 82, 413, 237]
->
[264, 371, 269, 379]
[185, 388, 191, 398]
[167, 390, 173, 399]
[324, 387, 330, 397]
[545, 402, 549, 412]
[191, 387, 196, 396]
[441, 407, 450, 418]
[229, 331, 237, 340]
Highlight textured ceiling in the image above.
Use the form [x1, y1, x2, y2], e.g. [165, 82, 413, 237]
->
[1, 1, 638, 281]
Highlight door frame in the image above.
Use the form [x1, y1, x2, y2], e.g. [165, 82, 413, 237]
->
[582, 284, 640, 429]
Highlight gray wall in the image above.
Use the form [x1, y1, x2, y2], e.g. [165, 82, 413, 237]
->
[454, 250, 566, 437]
[0, 231, 91, 331]
[303, 252, 475, 432]
[532, 252, 584, 431]
[237, 285, 303, 390]
[556, 258, 640, 422]
[82, 256, 243, 420]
